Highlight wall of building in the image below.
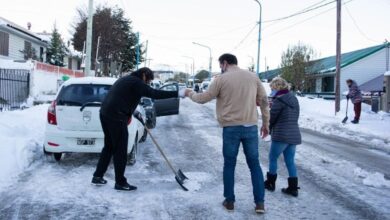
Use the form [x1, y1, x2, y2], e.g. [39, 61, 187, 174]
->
[7, 33, 46, 61]
[340, 48, 389, 95]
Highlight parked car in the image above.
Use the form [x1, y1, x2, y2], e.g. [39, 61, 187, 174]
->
[43, 77, 179, 163]
[200, 81, 210, 93]
[140, 97, 156, 129]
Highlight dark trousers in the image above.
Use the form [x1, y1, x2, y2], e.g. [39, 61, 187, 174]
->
[93, 114, 128, 184]
[354, 102, 362, 120]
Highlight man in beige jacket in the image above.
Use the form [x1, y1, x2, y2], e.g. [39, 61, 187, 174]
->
[184, 53, 270, 214]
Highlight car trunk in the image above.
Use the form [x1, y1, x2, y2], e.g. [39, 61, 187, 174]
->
[56, 106, 102, 131]
[55, 83, 111, 131]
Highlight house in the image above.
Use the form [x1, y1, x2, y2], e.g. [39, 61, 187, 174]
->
[36, 32, 82, 71]
[262, 42, 390, 98]
[0, 17, 48, 62]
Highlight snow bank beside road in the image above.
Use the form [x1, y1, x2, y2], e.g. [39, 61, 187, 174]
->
[0, 105, 47, 190]
[298, 97, 390, 152]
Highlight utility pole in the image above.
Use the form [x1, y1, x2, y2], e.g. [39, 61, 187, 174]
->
[144, 40, 148, 67]
[335, 0, 342, 114]
[254, 0, 262, 79]
[192, 42, 212, 80]
[136, 32, 140, 70]
[95, 35, 101, 76]
[85, 0, 94, 76]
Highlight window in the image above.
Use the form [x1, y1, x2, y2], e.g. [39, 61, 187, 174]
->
[0, 31, 9, 56]
[57, 84, 112, 106]
[68, 57, 72, 69]
[40, 47, 44, 62]
[322, 76, 335, 92]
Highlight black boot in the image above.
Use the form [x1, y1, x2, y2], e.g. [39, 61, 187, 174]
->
[351, 119, 359, 124]
[281, 177, 300, 197]
[264, 172, 277, 191]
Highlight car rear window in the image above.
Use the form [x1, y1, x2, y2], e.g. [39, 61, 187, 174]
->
[57, 84, 111, 106]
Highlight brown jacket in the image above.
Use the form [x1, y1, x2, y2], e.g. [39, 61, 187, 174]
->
[189, 66, 270, 128]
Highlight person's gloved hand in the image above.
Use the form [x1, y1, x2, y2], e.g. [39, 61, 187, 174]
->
[178, 87, 186, 98]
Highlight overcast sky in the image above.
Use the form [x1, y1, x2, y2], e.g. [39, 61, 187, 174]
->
[1, 0, 389, 73]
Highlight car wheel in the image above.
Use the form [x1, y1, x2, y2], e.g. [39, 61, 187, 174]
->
[53, 153, 62, 161]
[139, 129, 147, 143]
[128, 134, 138, 165]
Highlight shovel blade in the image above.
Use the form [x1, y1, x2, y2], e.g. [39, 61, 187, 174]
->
[177, 169, 189, 180]
[175, 175, 189, 191]
[342, 116, 348, 124]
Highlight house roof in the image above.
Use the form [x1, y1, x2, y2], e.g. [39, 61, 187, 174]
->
[359, 74, 384, 92]
[0, 17, 47, 44]
[261, 43, 390, 80]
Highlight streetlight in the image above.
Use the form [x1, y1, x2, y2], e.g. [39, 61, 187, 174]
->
[183, 56, 195, 88]
[254, 0, 262, 79]
[192, 42, 212, 80]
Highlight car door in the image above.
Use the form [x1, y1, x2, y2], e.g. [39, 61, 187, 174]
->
[154, 84, 179, 116]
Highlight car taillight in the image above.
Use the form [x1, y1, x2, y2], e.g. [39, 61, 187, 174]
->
[128, 117, 132, 125]
[48, 100, 57, 125]
[48, 142, 59, 147]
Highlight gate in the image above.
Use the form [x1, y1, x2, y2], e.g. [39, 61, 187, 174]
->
[0, 69, 30, 111]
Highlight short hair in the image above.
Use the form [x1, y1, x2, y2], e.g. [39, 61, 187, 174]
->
[131, 67, 154, 81]
[346, 79, 353, 83]
[270, 77, 290, 90]
[218, 53, 238, 65]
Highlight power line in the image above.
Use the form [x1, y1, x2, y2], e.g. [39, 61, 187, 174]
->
[230, 24, 258, 52]
[263, 0, 336, 23]
[233, 0, 357, 53]
[344, 4, 382, 43]
[263, 0, 356, 39]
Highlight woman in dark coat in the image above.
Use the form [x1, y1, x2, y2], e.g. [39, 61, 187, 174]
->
[264, 77, 302, 197]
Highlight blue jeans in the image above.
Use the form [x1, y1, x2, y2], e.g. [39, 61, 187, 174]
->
[268, 141, 297, 177]
[223, 125, 264, 204]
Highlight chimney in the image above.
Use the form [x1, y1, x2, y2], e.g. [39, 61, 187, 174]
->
[27, 22, 31, 30]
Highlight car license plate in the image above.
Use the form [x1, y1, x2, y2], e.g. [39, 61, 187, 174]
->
[77, 138, 95, 145]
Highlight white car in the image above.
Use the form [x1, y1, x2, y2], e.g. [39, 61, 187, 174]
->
[43, 77, 146, 163]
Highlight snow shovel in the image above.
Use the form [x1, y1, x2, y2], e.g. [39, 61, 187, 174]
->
[133, 113, 189, 191]
[342, 100, 349, 124]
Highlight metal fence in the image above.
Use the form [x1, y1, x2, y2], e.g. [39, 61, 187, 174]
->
[0, 69, 30, 111]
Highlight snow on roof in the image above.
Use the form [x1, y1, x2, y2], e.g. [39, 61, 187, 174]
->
[385, 71, 390, 76]
[0, 17, 46, 43]
[35, 32, 51, 42]
[62, 77, 117, 86]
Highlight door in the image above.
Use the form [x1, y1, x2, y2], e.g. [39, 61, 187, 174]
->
[154, 84, 179, 116]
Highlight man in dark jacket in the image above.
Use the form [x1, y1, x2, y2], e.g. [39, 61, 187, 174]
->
[346, 79, 362, 124]
[92, 67, 182, 191]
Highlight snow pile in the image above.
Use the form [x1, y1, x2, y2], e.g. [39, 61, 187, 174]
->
[0, 59, 34, 70]
[353, 167, 390, 188]
[298, 97, 390, 151]
[0, 105, 47, 190]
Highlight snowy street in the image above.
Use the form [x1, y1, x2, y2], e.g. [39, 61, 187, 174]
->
[0, 99, 390, 220]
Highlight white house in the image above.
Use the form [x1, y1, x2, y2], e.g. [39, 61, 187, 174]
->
[0, 17, 48, 62]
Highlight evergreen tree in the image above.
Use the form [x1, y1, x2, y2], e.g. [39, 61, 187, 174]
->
[47, 25, 68, 67]
[72, 6, 143, 76]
